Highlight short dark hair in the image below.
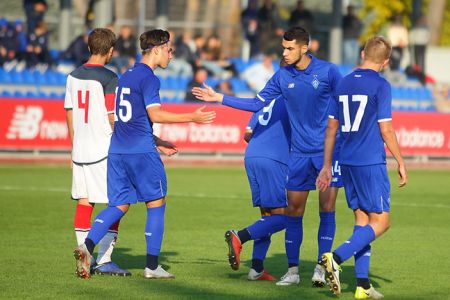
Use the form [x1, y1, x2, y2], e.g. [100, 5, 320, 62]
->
[283, 26, 310, 46]
[139, 29, 170, 54]
[88, 28, 117, 55]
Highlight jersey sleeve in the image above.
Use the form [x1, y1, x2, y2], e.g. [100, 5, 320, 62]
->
[104, 74, 118, 113]
[64, 75, 73, 110]
[328, 64, 342, 97]
[377, 80, 392, 122]
[256, 70, 283, 103]
[247, 112, 259, 130]
[142, 76, 161, 107]
[328, 94, 339, 119]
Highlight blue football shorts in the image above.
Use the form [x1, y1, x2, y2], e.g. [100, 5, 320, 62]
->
[107, 152, 167, 206]
[286, 152, 343, 191]
[244, 157, 288, 208]
[341, 164, 391, 213]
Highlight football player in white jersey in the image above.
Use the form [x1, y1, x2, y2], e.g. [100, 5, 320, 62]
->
[64, 28, 130, 276]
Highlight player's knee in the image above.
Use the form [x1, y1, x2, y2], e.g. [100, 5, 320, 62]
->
[286, 205, 305, 216]
[319, 202, 335, 212]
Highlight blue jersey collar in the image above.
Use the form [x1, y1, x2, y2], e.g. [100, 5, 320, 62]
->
[354, 68, 379, 76]
[134, 62, 154, 74]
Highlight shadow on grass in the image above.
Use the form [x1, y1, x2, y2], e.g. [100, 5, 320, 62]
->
[110, 248, 178, 271]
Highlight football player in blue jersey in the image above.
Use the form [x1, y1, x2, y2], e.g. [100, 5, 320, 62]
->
[193, 26, 343, 286]
[73, 29, 216, 279]
[225, 95, 290, 281]
[317, 36, 407, 299]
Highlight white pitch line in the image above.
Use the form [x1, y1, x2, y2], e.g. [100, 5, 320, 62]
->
[0, 185, 449, 209]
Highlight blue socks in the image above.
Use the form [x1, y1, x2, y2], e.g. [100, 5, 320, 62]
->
[353, 225, 371, 280]
[317, 211, 336, 262]
[252, 236, 271, 273]
[285, 216, 303, 267]
[334, 224, 375, 263]
[246, 214, 286, 240]
[86, 207, 125, 252]
[145, 204, 166, 257]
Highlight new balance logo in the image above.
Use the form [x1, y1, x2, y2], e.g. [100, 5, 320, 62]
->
[145, 232, 152, 237]
[285, 240, 293, 244]
[6, 105, 43, 139]
[94, 219, 104, 224]
[355, 74, 362, 78]
[288, 83, 295, 88]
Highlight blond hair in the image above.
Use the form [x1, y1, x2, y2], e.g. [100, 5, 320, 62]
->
[363, 36, 392, 64]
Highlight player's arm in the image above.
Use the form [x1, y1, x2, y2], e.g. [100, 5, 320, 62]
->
[153, 135, 178, 156]
[65, 109, 74, 145]
[192, 71, 282, 112]
[108, 113, 115, 131]
[192, 83, 266, 112]
[147, 105, 216, 124]
[377, 81, 407, 187]
[104, 75, 118, 131]
[379, 121, 408, 187]
[317, 118, 339, 192]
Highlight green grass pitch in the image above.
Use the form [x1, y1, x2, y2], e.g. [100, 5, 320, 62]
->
[0, 164, 449, 299]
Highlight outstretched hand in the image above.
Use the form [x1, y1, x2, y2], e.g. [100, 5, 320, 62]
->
[316, 167, 332, 192]
[191, 83, 223, 103]
[192, 106, 216, 124]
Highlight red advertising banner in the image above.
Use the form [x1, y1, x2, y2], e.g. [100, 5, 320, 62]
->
[0, 99, 252, 152]
[0, 98, 70, 150]
[392, 111, 450, 156]
[1, 98, 450, 157]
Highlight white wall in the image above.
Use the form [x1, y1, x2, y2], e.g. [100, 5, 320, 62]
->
[426, 47, 450, 84]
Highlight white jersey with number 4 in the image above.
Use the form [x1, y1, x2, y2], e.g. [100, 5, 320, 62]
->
[64, 64, 118, 164]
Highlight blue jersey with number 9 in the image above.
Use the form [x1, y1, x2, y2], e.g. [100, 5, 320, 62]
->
[328, 68, 392, 166]
[109, 63, 161, 154]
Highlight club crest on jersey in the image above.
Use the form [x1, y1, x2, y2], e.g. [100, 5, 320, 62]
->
[312, 75, 320, 89]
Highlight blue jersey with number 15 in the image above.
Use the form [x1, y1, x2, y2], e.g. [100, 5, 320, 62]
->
[109, 63, 161, 154]
[328, 68, 392, 166]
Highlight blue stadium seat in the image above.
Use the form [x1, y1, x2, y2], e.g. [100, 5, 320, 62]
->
[0, 69, 11, 83]
[230, 77, 249, 93]
[13, 90, 25, 98]
[177, 77, 190, 90]
[160, 77, 169, 89]
[26, 91, 38, 98]
[49, 49, 60, 61]
[1, 90, 12, 97]
[22, 70, 35, 84]
[34, 71, 47, 85]
[205, 77, 219, 88]
[166, 76, 176, 90]
[56, 72, 67, 85]
[45, 70, 59, 85]
[10, 70, 24, 84]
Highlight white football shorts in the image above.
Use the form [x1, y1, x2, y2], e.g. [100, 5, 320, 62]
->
[71, 158, 108, 204]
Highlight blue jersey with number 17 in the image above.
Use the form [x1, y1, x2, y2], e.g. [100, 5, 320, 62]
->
[328, 68, 392, 166]
[109, 63, 161, 154]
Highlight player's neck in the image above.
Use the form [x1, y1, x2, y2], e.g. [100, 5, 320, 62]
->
[359, 61, 383, 72]
[295, 54, 311, 70]
[86, 55, 107, 66]
[140, 55, 158, 70]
